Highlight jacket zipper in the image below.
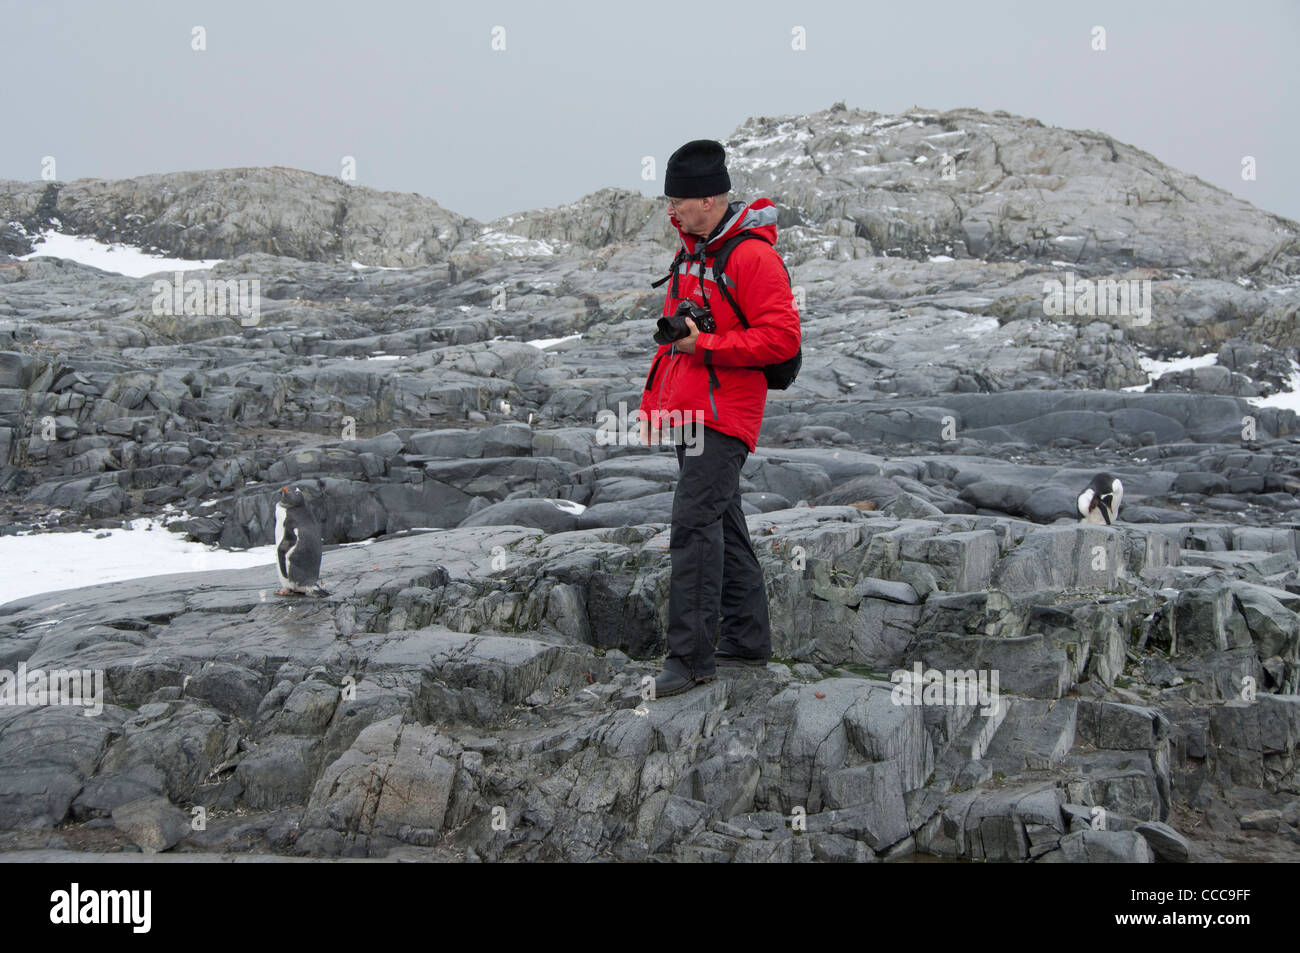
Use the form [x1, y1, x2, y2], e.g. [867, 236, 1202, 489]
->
[659, 345, 675, 408]
[644, 351, 665, 391]
[697, 246, 721, 421]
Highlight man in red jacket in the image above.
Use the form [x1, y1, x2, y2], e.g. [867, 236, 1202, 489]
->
[639, 139, 801, 697]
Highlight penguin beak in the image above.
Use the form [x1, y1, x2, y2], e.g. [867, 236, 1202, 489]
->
[1098, 496, 1112, 524]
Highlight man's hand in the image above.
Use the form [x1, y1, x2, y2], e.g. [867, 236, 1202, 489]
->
[676, 317, 700, 355]
[640, 417, 664, 446]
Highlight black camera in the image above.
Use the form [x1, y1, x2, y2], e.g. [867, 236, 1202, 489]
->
[653, 300, 716, 345]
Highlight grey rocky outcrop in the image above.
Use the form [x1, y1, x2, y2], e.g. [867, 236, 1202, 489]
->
[0, 502, 1296, 861]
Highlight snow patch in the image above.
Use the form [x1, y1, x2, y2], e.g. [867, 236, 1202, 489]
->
[736, 125, 813, 152]
[1247, 359, 1300, 412]
[959, 317, 1000, 336]
[1122, 353, 1219, 392]
[526, 333, 582, 349]
[0, 518, 275, 606]
[472, 232, 555, 256]
[19, 230, 222, 278]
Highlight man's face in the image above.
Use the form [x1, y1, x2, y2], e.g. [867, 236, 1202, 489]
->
[666, 196, 710, 236]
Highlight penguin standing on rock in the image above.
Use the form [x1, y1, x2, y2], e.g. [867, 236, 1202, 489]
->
[274, 486, 329, 596]
[1077, 473, 1123, 525]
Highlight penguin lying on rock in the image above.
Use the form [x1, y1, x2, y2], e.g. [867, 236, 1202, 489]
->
[1077, 472, 1123, 525]
[275, 486, 329, 596]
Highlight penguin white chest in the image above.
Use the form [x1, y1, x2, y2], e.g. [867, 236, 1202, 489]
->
[1077, 478, 1123, 525]
[274, 504, 294, 586]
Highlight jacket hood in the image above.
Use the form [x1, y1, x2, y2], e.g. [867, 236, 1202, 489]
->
[671, 197, 780, 254]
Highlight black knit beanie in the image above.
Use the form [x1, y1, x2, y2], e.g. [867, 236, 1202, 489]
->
[664, 139, 731, 198]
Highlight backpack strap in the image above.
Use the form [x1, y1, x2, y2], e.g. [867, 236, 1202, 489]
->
[704, 231, 790, 327]
[650, 246, 685, 290]
[651, 244, 710, 303]
[654, 229, 793, 317]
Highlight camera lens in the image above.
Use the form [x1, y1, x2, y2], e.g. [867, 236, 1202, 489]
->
[653, 314, 690, 345]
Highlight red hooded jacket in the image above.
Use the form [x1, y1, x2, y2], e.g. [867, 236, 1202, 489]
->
[639, 198, 800, 453]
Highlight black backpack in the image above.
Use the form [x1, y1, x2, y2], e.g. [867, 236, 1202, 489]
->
[652, 231, 802, 390]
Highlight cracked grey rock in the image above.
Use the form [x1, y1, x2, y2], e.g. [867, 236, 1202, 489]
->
[111, 795, 190, 853]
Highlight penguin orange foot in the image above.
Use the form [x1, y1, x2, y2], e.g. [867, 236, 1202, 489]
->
[275, 485, 328, 596]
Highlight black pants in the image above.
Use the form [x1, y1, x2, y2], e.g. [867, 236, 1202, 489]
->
[664, 427, 772, 677]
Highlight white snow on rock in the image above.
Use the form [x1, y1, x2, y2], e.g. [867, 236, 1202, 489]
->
[471, 231, 555, 256]
[1247, 359, 1300, 412]
[527, 333, 582, 349]
[1122, 353, 1220, 392]
[959, 316, 1000, 336]
[0, 517, 276, 606]
[733, 124, 813, 152]
[19, 230, 222, 277]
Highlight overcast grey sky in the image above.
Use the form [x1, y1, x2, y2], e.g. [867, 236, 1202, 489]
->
[5, 0, 1297, 224]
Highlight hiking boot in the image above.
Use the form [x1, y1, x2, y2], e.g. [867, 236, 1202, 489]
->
[715, 651, 769, 668]
[653, 668, 716, 698]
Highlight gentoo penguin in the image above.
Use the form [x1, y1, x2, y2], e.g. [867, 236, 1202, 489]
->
[274, 486, 329, 596]
[1077, 473, 1123, 525]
